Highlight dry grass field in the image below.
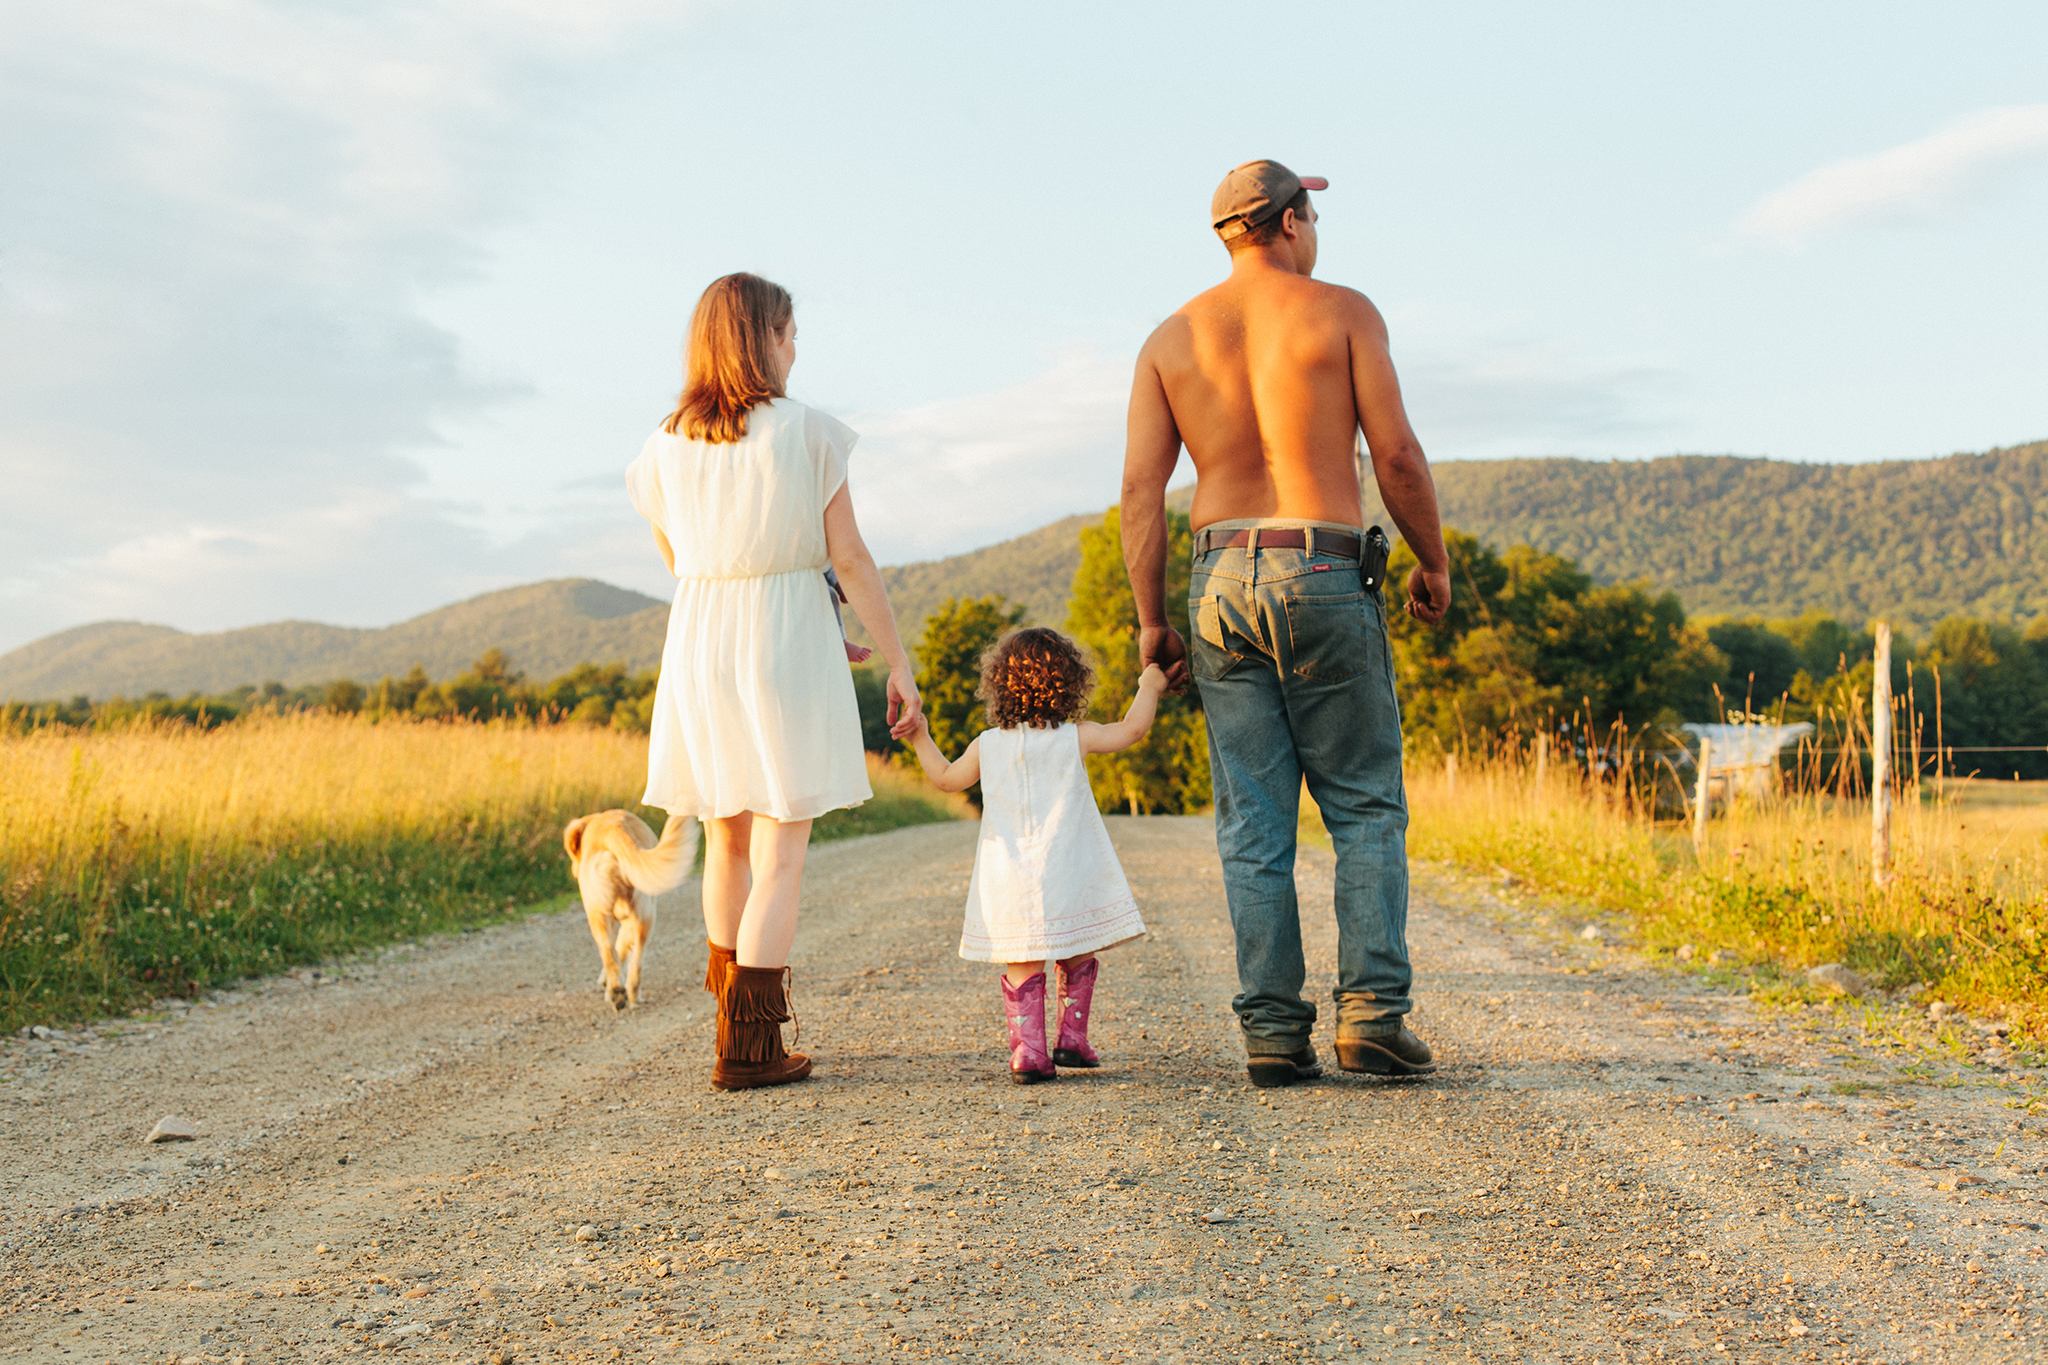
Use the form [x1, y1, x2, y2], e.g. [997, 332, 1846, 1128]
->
[0, 715, 964, 1032]
[1342, 753, 2048, 1043]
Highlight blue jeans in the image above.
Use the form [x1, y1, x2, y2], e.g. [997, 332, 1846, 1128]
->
[1189, 530, 1412, 1054]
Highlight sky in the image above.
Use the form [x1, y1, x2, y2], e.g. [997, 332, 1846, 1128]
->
[3, 0, 2045, 655]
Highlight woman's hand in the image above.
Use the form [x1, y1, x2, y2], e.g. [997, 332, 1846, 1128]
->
[885, 667, 923, 739]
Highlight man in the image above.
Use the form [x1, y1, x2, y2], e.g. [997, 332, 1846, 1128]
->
[1120, 159, 1452, 1088]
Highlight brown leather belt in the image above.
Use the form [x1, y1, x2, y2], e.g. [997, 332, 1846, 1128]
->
[1193, 527, 1361, 559]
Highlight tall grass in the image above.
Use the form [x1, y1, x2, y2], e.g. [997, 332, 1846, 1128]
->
[0, 715, 964, 1031]
[1355, 747, 2048, 1039]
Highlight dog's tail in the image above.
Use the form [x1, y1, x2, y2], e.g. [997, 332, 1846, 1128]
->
[607, 812, 700, 896]
[563, 814, 594, 866]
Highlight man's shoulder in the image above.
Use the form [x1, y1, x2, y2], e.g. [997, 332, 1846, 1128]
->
[1137, 305, 1198, 362]
[1293, 276, 1379, 317]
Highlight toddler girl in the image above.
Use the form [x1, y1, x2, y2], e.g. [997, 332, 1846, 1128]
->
[908, 627, 1166, 1082]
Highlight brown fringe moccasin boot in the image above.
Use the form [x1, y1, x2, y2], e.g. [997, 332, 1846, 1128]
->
[704, 941, 736, 997]
[712, 964, 813, 1091]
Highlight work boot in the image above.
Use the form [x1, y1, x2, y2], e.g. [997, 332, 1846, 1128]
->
[1246, 1045, 1322, 1089]
[1002, 972, 1057, 1085]
[1052, 957, 1100, 1068]
[1335, 1026, 1438, 1076]
[711, 964, 812, 1091]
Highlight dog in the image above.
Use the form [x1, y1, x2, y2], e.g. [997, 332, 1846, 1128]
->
[562, 809, 699, 1010]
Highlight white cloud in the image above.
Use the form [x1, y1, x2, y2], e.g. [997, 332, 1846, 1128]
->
[1736, 105, 2048, 245]
[837, 348, 1133, 565]
[1402, 339, 1680, 460]
[0, 0, 696, 652]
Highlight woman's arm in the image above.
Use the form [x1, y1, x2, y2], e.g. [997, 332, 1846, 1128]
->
[651, 525, 677, 576]
[823, 482, 922, 738]
[908, 720, 981, 794]
[1079, 665, 1168, 755]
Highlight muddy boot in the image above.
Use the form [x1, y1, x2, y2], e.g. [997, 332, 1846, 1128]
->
[1052, 957, 1101, 1068]
[1335, 1026, 1437, 1076]
[1003, 972, 1057, 1085]
[712, 964, 813, 1091]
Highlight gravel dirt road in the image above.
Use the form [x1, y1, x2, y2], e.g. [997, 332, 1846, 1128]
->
[4, 817, 2045, 1365]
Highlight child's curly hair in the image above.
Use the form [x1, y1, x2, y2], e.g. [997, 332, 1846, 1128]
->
[977, 627, 1096, 729]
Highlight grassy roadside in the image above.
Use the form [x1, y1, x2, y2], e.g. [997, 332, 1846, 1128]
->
[1303, 761, 2048, 1048]
[0, 717, 965, 1033]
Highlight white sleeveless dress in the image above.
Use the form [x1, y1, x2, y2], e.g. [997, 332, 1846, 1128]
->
[626, 398, 871, 821]
[959, 723, 1146, 962]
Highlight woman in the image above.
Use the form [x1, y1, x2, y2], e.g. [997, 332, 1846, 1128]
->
[627, 272, 921, 1091]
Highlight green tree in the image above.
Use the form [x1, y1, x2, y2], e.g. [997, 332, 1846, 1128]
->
[1387, 530, 1726, 750]
[418, 650, 526, 720]
[1066, 508, 1210, 815]
[915, 595, 1025, 801]
[1704, 620, 1802, 710]
[365, 664, 432, 718]
[1921, 617, 2048, 779]
[323, 678, 366, 714]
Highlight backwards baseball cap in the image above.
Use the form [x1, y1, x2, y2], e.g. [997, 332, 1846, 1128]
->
[1211, 160, 1328, 241]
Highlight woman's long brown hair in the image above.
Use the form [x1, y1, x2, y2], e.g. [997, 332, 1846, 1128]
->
[662, 273, 793, 444]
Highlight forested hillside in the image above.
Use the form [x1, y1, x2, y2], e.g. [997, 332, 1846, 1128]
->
[8, 444, 2042, 701]
[856, 512, 1100, 649]
[1370, 441, 2048, 631]
[0, 581, 668, 700]
[875, 444, 2048, 643]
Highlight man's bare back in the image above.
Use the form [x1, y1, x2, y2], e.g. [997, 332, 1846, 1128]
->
[1121, 186, 1451, 688]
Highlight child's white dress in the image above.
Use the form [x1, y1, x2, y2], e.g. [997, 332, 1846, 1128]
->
[626, 398, 871, 821]
[959, 723, 1146, 962]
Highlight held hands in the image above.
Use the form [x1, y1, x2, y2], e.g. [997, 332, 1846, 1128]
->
[885, 667, 923, 740]
[1404, 564, 1452, 625]
[1138, 663, 1169, 694]
[1137, 625, 1191, 695]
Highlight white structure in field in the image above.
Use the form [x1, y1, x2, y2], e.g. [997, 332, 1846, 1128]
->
[1682, 722, 1815, 802]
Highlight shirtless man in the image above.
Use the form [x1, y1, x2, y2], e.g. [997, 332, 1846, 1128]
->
[1121, 160, 1451, 1088]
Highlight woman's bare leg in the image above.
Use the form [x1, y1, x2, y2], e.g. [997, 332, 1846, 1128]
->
[734, 814, 814, 968]
[702, 813, 754, 950]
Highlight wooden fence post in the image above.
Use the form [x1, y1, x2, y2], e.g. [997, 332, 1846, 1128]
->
[1446, 751, 1458, 797]
[1872, 622, 1892, 886]
[1692, 737, 1712, 859]
[1534, 732, 1548, 790]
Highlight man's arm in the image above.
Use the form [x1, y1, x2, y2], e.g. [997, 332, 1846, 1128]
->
[1348, 297, 1451, 624]
[1120, 340, 1192, 691]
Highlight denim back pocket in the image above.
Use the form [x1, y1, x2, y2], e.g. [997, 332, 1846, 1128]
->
[1191, 591, 1251, 682]
[1282, 591, 1371, 683]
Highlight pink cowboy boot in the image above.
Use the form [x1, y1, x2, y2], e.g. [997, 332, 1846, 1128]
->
[1002, 972, 1057, 1085]
[1054, 957, 1101, 1068]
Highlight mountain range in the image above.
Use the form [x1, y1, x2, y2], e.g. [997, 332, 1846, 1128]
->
[5, 442, 2041, 701]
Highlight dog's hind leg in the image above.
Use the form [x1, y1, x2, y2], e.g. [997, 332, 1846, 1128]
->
[582, 854, 629, 1010]
[587, 902, 624, 1010]
[622, 894, 654, 1007]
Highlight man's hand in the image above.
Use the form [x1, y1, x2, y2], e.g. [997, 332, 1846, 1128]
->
[1139, 625, 1191, 694]
[1404, 564, 1451, 625]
